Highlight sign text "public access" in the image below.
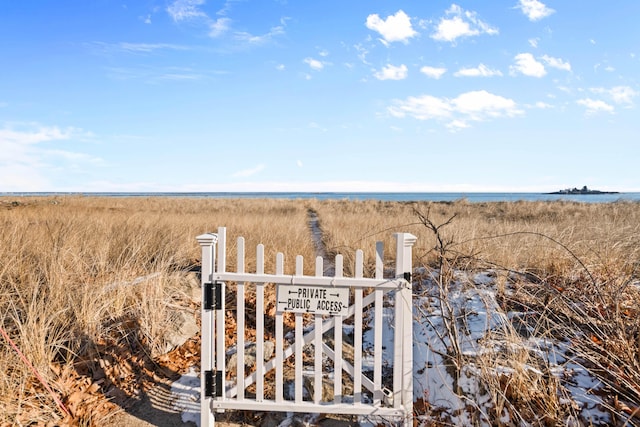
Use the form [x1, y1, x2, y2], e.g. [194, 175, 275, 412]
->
[276, 284, 349, 316]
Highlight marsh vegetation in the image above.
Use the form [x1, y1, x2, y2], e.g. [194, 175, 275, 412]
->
[1, 196, 638, 425]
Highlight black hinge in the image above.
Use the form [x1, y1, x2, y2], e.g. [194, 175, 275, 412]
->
[403, 272, 412, 283]
[204, 370, 223, 397]
[203, 281, 223, 310]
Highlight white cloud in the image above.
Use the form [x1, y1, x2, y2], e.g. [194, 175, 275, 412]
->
[167, 0, 206, 22]
[510, 53, 546, 77]
[432, 16, 472, 42]
[105, 66, 218, 83]
[577, 98, 614, 115]
[209, 17, 231, 37]
[420, 66, 447, 79]
[46, 149, 102, 163]
[0, 124, 98, 191]
[297, 160, 303, 168]
[541, 55, 571, 71]
[157, 72, 202, 81]
[454, 63, 503, 77]
[234, 25, 285, 44]
[388, 90, 522, 128]
[388, 95, 452, 120]
[431, 4, 498, 43]
[517, 0, 555, 21]
[365, 10, 418, 45]
[0, 164, 49, 191]
[167, 0, 284, 43]
[95, 42, 190, 54]
[232, 164, 265, 178]
[591, 86, 638, 105]
[452, 90, 521, 119]
[276, 64, 285, 71]
[374, 64, 408, 80]
[528, 38, 539, 48]
[308, 122, 328, 132]
[354, 43, 370, 65]
[0, 125, 74, 148]
[608, 86, 638, 104]
[304, 57, 324, 71]
[446, 120, 469, 131]
[534, 101, 553, 109]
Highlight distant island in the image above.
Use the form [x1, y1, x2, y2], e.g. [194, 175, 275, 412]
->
[548, 186, 620, 195]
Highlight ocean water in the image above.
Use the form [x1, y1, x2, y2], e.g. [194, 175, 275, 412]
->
[3, 191, 640, 203]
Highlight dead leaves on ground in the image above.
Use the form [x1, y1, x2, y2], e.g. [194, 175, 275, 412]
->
[3, 318, 202, 426]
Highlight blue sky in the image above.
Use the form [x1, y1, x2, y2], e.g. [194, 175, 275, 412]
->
[1, 0, 638, 192]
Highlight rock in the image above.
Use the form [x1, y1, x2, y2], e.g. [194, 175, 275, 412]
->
[157, 310, 199, 357]
[227, 341, 275, 374]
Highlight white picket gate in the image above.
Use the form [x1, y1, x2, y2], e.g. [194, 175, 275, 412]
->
[196, 227, 417, 427]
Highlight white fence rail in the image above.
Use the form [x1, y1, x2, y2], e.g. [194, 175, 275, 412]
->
[197, 227, 416, 426]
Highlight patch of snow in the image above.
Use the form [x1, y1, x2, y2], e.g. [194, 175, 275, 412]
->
[411, 270, 612, 426]
[472, 271, 496, 285]
[170, 367, 201, 426]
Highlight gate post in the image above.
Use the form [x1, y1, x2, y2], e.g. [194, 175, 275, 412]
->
[394, 232, 417, 427]
[197, 233, 218, 427]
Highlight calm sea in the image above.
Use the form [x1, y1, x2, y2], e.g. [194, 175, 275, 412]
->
[3, 192, 640, 203]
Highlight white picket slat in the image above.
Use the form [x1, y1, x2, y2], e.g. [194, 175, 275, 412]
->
[354, 249, 364, 405]
[314, 256, 323, 404]
[374, 241, 384, 405]
[333, 254, 343, 404]
[256, 243, 265, 402]
[236, 237, 245, 400]
[275, 252, 284, 403]
[295, 255, 304, 403]
[216, 227, 226, 399]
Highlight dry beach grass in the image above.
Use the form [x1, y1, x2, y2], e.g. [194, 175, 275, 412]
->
[0, 196, 639, 425]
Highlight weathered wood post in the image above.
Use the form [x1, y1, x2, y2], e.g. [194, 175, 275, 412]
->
[196, 232, 217, 427]
[394, 232, 417, 427]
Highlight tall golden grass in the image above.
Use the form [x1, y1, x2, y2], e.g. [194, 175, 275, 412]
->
[308, 199, 640, 280]
[0, 196, 313, 425]
[1, 196, 638, 425]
